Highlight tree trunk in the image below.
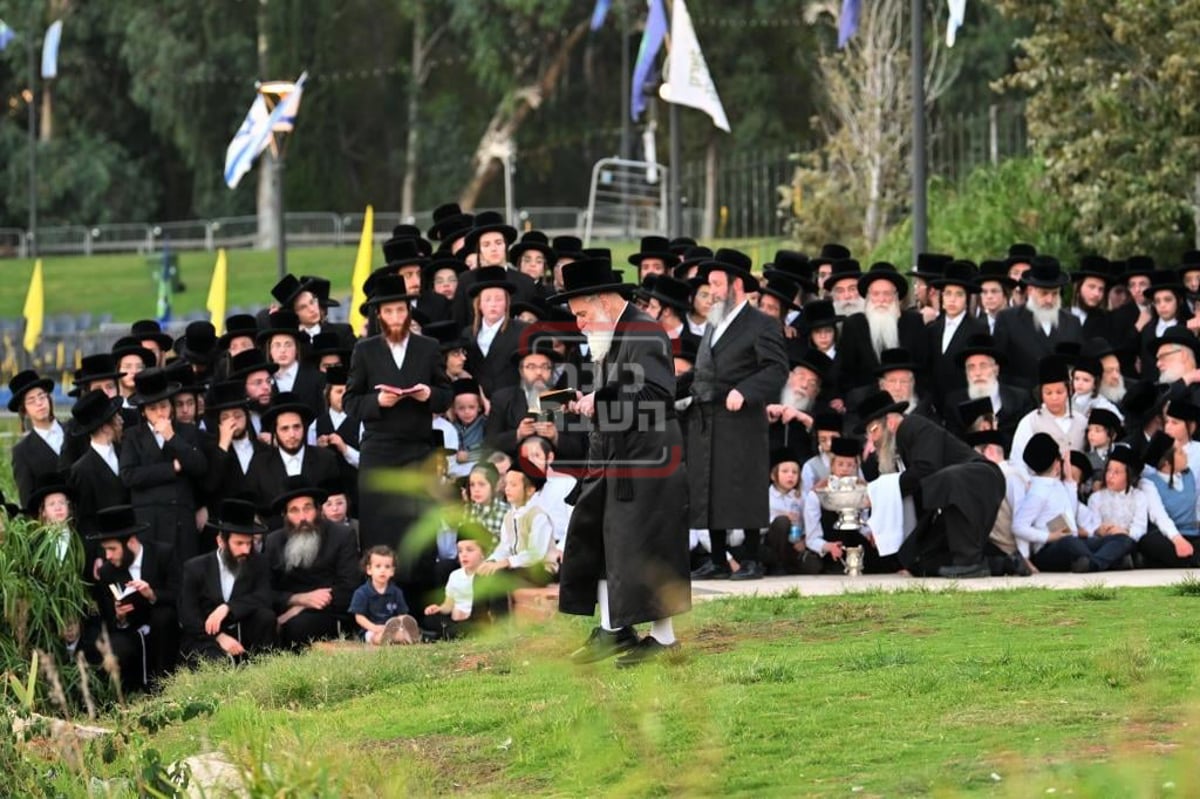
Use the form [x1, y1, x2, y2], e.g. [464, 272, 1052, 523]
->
[458, 19, 590, 210]
[255, 0, 278, 251]
[703, 136, 718, 239]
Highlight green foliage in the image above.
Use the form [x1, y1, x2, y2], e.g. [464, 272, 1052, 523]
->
[871, 156, 1082, 265]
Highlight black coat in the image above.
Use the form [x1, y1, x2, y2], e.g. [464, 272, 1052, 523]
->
[119, 422, 207, 563]
[201, 434, 272, 510]
[462, 319, 529, 398]
[941, 383, 1035, 438]
[685, 304, 789, 529]
[263, 520, 360, 614]
[836, 310, 929, 394]
[313, 410, 363, 511]
[93, 540, 178, 629]
[11, 426, 65, 509]
[992, 306, 1083, 389]
[559, 302, 691, 628]
[178, 550, 273, 646]
[68, 446, 130, 542]
[245, 445, 342, 526]
[925, 313, 989, 408]
[277, 362, 326, 417]
[483, 384, 588, 462]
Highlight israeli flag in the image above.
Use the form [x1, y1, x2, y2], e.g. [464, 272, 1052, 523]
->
[41, 20, 62, 79]
[0, 20, 15, 52]
[223, 71, 307, 189]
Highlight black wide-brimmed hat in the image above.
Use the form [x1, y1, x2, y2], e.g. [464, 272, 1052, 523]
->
[1179, 250, 1200, 276]
[463, 211, 518, 252]
[70, 354, 124, 397]
[385, 224, 433, 257]
[975, 259, 1018, 290]
[799, 299, 844, 332]
[1022, 432, 1061, 474]
[511, 299, 549, 321]
[1020, 256, 1069, 289]
[421, 320, 469, 352]
[271, 274, 310, 308]
[271, 476, 328, 515]
[931, 260, 980, 293]
[1164, 398, 1200, 424]
[219, 314, 260, 350]
[421, 255, 469, 284]
[966, 429, 1009, 454]
[769, 447, 800, 468]
[551, 258, 635, 303]
[72, 388, 123, 435]
[955, 332, 1007, 368]
[673, 245, 714, 279]
[427, 202, 474, 242]
[25, 475, 72, 516]
[87, 504, 149, 541]
[763, 250, 817, 293]
[858, 261, 909, 301]
[1146, 270, 1186, 303]
[873, 347, 917, 377]
[468, 266, 517, 298]
[758, 276, 802, 312]
[227, 349, 279, 380]
[205, 380, 251, 413]
[853, 390, 910, 434]
[511, 324, 566, 365]
[381, 237, 430, 272]
[176, 321, 220, 365]
[1071, 255, 1111, 285]
[298, 275, 341, 308]
[1005, 243, 1038, 267]
[643, 275, 695, 314]
[830, 437, 863, 459]
[811, 243, 852, 267]
[1123, 255, 1157, 281]
[1156, 327, 1200, 363]
[669, 236, 698, 257]
[908, 252, 953, 280]
[1069, 450, 1094, 482]
[628, 235, 675, 266]
[791, 349, 833, 382]
[365, 275, 420, 307]
[163, 360, 205, 397]
[698, 248, 760, 294]
[1120, 380, 1170, 425]
[130, 367, 183, 407]
[261, 391, 316, 432]
[1087, 407, 1123, 433]
[307, 332, 350, 362]
[130, 319, 174, 351]
[551, 235, 585, 260]
[111, 337, 156, 369]
[822, 258, 862, 293]
[323, 364, 349, 387]
[1143, 431, 1177, 471]
[1108, 444, 1140, 469]
[1037, 354, 1072, 387]
[256, 310, 308, 347]
[958, 397, 994, 429]
[7, 370, 54, 413]
[452, 377, 481, 398]
[672, 336, 698, 364]
[813, 411, 842, 433]
[207, 498, 268, 535]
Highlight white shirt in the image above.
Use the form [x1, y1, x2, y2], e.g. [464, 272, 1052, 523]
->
[445, 567, 475, 616]
[1156, 318, 1178, 338]
[216, 550, 237, 602]
[91, 440, 119, 475]
[274, 362, 299, 393]
[1071, 306, 1088, 324]
[301, 323, 322, 339]
[1012, 477, 1098, 556]
[128, 543, 145, 583]
[768, 484, 803, 523]
[1087, 488, 1150, 541]
[801, 453, 831, 495]
[687, 316, 707, 337]
[280, 446, 305, 477]
[34, 420, 65, 455]
[477, 319, 503, 357]
[305, 411, 364, 469]
[985, 313, 997, 335]
[232, 436, 255, 473]
[941, 312, 965, 353]
[250, 411, 263, 435]
[538, 471, 577, 546]
[150, 424, 165, 450]
[389, 337, 409, 370]
[710, 299, 748, 346]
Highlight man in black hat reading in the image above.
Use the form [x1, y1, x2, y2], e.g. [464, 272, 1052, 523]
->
[264, 478, 360, 648]
[179, 498, 276, 662]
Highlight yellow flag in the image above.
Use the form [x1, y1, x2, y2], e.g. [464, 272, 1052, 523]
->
[22, 259, 44, 353]
[349, 205, 374, 334]
[207, 249, 228, 336]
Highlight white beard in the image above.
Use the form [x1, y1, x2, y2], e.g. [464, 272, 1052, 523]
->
[876, 425, 899, 474]
[780, 386, 814, 413]
[1159, 365, 1184, 385]
[835, 297, 865, 317]
[967, 377, 998, 401]
[585, 305, 616, 363]
[1029, 296, 1062, 331]
[865, 304, 901, 357]
[1100, 377, 1127, 404]
[283, 529, 321, 572]
[706, 298, 729, 327]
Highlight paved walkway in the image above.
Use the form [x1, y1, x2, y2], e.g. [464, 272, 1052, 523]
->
[691, 569, 1200, 600]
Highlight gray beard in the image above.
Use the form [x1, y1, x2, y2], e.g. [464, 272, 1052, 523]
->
[835, 297, 865, 317]
[1029, 297, 1062, 331]
[780, 386, 814, 413]
[1159, 365, 1184, 385]
[706, 298, 729, 327]
[586, 330, 614, 363]
[283, 526, 321, 572]
[876, 425, 899, 474]
[967, 378, 998, 401]
[865, 305, 900, 357]
[1100, 378, 1127, 404]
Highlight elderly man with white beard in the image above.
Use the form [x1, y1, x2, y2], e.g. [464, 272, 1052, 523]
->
[1156, 328, 1200, 408]
[940, 333, 1033, 437]
[993, 256, 1083, 389]
[263, 478, 360, 649]
[767, 350, 834, 466]
[837, 262, 930, 394]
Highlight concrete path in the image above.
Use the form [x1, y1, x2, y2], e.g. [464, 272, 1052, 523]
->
[691, 569, 1200, 600]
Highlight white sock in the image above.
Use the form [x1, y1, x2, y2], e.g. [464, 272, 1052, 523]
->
[649, 618, 676, 645]
[598, 580, 615, 631]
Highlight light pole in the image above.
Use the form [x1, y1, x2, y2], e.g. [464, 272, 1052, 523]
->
[911, 0, 928, 262]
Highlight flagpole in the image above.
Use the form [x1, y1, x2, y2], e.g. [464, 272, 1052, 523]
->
[911, 0, 928, 262]
[664, 14, 682, 239]
[275, 151, 287, 281]
[26, 9, 37, 258]
[619, 0, 632, 238]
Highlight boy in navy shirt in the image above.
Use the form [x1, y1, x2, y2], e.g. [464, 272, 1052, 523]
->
[349, 545, 420, 645]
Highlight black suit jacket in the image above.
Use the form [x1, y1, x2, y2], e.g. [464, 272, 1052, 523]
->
[245, 445, 342, 524]
[993, 306, 1084, 388]
[925, 313, 988, 407]
[263, 519, 360, 613]
[119, 422, 207, 556]
[94, 540, 178, 629]
[343, 332, 452, 445]
[836, 310, 929, 394]
[12, 426, 65, 509]
[483, 384, 587, 462]
[178, 550, 273, 642]
[69, 446, 130, 540]
[941, 383, 1035, 438]
[463, 318, 529, 398]
[279, 362, 326, 417]
[201, 433, 272, 509]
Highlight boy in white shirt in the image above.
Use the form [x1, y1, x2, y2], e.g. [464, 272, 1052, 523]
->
[1013, 432, 1102, 572]
[423, 536, 486, 639]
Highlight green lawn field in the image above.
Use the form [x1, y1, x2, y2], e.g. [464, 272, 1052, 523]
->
[56, 584, 1200, 797]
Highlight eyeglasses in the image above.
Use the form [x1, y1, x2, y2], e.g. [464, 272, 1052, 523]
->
[1157, 347, 1184, 362]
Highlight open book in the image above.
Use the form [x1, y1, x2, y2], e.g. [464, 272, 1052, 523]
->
[109, 582, 138, 602]
[1046, 514, 1071, 535]
[537, 389, 577, 411]
[375, 384, 423, 397]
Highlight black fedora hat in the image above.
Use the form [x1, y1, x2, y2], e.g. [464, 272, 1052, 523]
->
[1107, 444, 1140, 469]
[261, 391, 316, 432]
[421, 255, 469, 284]
[931, 260, 980, 293]
[672, 335, 698, 364]
[1037, 354, 1072, 387]
[1146, 270, 1185, 302]
[858, 261, 910, 301]
[71, 388, 123, 435]
[1069, 450, 1094, 482]
[1164, 398, 1200, 424]
[1071, 255, 1111, 285]
[111, 337, 156, 369]
[975, 259, 1018, 290]
[1143, 431, 1177, 471]
[1155, 327, 1200, 363]
[909, 252, 953, 280]
[176, 321, 220, 365]
[551, 258, 635, 303]
[799, 299, 844, 332]
[511, 299, 549, 321]
[958, 397, 995, 430]
[698, 248, 760, 293]
[256, 310, 308, 347]
[1179, 250, 1200, 276]
[86, 504, 148, 542]
[763, 250, 817, 293]
[463, 210, 518, 251]
[1022, 432, 1061, 474]
[628, 235, 675, 266]
[673, 245, 714, 279]
[511, 324, 566, 365]
[7, 370, 54, 413]
[830, 437, 862, 459]
[130, 367, 183, 407]
[758, 276, 802, 312]
[509, 231, 556, 267]
[643, 275, 695, 314]
[669, 236, 698, 257]
[791, 349, 833, 382]
[271, 274, 309, 307]
[271, 476, 328, 515]
[205, 380, 251, 413]
[323, 364, 349, 387]
[813, 411, 842, 433]
[551, 235, 585, 260]
[955, 332, 1008, 368]
[130, 319, 174, 351]
[427, 202, 474, 242]
[307, 332, 350, 361]
[422, 320, 469, 352]
[967, 429, 1010, 454]
[365, 275, 420, 307]
[1005, 243, 1038, 267]
[1123, 255, 1157, 281]
[1021, 256, 1069, 289]
[219, 314, 260, 350]
[382, 237, 430, 270]
[853, 390, 910, 434]
[468, 266, 517, 298]
[822, 258, 862, 293]
[811, 243, 852, 267]
[298, 275, 341, 308]
[25, 475, 71, 516]
[452, 377, 481, 398]
[207, 498, 268, 536]
[385, 224, 433, 257]
[873, 347, 917, 377]
[227, 349, 279, 380]
[164, 359, 206, 396]
[1087, 406, 1123, 433]
[70, 354, 124, 397]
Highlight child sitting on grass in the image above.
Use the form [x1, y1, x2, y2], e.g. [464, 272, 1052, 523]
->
[349, 545, 420, 645]
[423, 535, 486, 639]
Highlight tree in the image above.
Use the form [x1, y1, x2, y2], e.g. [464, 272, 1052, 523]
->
[997, 0, 1200, 259]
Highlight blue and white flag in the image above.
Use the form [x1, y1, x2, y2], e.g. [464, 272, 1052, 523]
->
[590, 0, 611, 31]
[658, 0, 730, 132]
[630, 0, 667, 122]
[837, 0, 860, 49]
[223, 71, 307, 189]
[0, 20, 15, 52]
[41, 20, 62, 79]
[946, 0, 967, 47]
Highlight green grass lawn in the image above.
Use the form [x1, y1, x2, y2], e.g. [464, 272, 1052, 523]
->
[72, 585, 1200, 797]
[0, 237, 788, 323]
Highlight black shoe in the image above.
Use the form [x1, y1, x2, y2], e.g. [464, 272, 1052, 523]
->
[1116, 554, 1134, 571]
[1070, 555, 1092, 574]
[570, 626, 638, 664]
[937, 562, 991, 579]
[730, 560, 764, 581]
[614, 637, 680, 668]
[690, 561, 732, 580]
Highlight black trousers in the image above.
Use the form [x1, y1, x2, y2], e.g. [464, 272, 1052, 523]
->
[278, 609, 350, 649]
[762, 517, 819, 575]
[898, 506, 989, 576]
[710, 528, 761, 566]
[182, 607, 277, 661]
[419, 612, 478, 640]
[82, 605, 178, 693]
[1138, 531, 1200, 568]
